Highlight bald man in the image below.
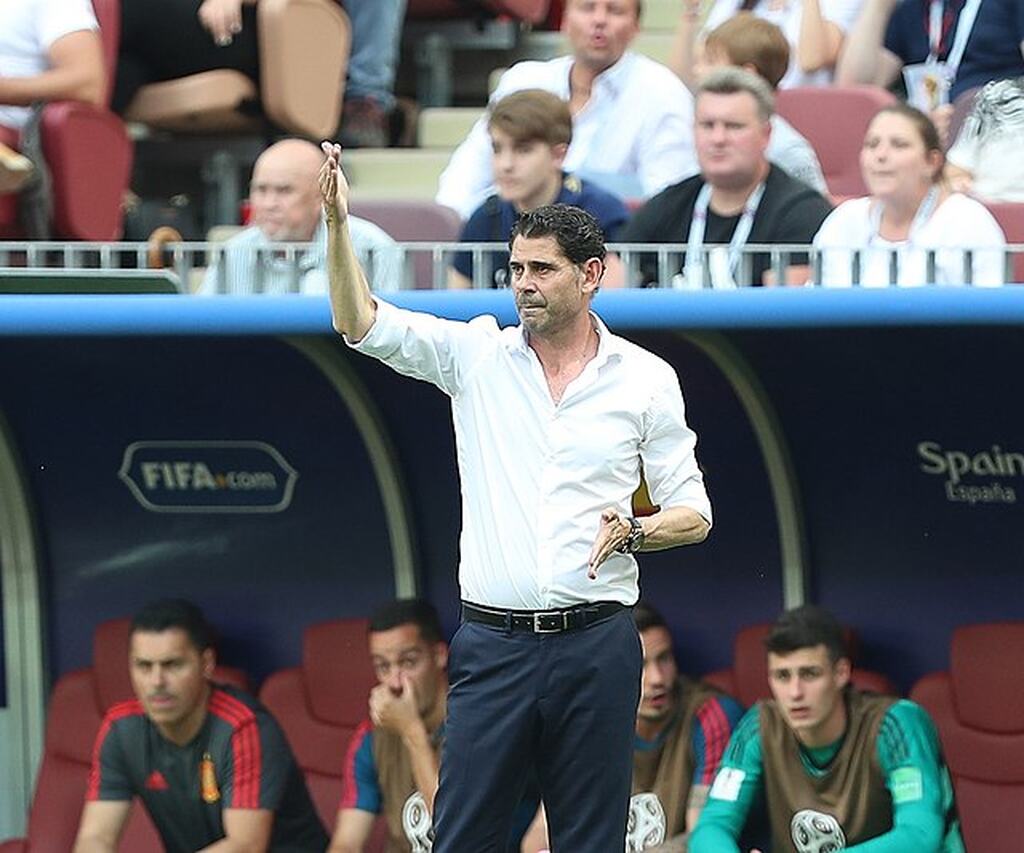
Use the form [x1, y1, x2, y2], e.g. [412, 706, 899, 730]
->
[200, 139, 400, 295]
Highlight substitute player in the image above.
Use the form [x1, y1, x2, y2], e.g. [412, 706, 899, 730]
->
[690, 604, 964, 853]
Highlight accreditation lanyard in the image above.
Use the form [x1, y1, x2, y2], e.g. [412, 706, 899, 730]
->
[928, 0, 983, 78]
[683, 180, 766, 288]
[869, 185, 940, 246]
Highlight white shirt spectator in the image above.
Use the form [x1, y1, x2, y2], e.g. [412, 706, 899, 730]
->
[200, 216, 402, 295]
[813, 193, 1007, 286]
[436, 52, 698, 220]
[0, 0, 98, 130]
[350, 299, 712, 610]
[705, 0, 864, 89]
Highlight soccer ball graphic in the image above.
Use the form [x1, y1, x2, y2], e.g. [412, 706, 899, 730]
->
[790, 809, 847, 853]
[625, 792, 667, 851]
[402, 791, 435, 852]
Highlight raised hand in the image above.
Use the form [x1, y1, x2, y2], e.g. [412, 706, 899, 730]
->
[369, 674, 423, 738]
[318, 141, 350, 224]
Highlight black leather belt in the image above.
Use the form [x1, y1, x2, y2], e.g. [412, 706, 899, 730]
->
[461, 601, 626, 634]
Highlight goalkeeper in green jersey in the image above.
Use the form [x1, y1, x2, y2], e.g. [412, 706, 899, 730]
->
[690, 605, 964, 853]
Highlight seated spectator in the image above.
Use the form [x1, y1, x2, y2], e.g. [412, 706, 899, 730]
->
[328, 599, 534, 852]
[199, 138, 400, 295]
[113, 0, 260, 113]
[1, 0, 105, 234]
[619, 68, 833, 288]
[697, 14, 829, 194]
[837, 0, 1024, 139]
[813, 103, 1006, 286]
[671, 0, 863, 91]
[521, 602, 744, 852]
[448, 89, 629, 289]
[690, 604, 964, 852]
[436, 0, 698, 220]
[74, 598, 329, 852]
[946, 76, 1024, 203]
[338, 0, 407, 148]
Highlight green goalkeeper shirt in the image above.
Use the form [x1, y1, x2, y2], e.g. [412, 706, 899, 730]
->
[690, 696, 964, 853]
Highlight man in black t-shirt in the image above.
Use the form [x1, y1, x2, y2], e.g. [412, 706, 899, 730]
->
[74, 599, 328, 853]
[619, 67, 832, 288]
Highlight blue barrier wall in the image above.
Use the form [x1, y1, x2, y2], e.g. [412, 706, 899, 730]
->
[1, 289, 1021, 694]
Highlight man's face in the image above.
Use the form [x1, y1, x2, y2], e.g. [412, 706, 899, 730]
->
[369, 623, 448, 718]
[562, 0, 640, 72]
[490, 126, 565, 210]
[637, 626, 679, 724]
[767, 644, 850, 743]
[130, 628, 213, 733]
[695, 91, 771, 190]
[249, 154, 322, 242]
[509, 234, 600, 336]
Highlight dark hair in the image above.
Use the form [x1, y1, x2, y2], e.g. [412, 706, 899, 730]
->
[765, 605, 848, 663]
[633, 601, 669, 633]
[489, 89, 573, 147]
[369, 598, 444, 645]
[131, 598, 215, 652]
[508, 203, 607, 265]
[870, 104, 945, 181]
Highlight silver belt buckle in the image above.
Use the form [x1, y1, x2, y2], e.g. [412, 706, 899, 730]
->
[533, 610, 566, 633]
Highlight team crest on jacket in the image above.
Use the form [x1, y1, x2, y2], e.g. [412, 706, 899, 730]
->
[790, 808, 846, 852]
[200, 752, 221, 803]
[402, 791, 434, 852]
[626, 792, 666, 851]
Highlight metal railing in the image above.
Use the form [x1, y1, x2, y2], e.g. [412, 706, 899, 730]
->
[1, 240, 1021, 292]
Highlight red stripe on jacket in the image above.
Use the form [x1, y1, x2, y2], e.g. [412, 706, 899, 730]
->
[87, 700, 145, 800]
[209, 689, 262, 809]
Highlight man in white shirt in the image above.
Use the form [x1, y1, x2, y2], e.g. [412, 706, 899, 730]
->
[200, 138, 400, 295]
[435, 0, 698, 220]
[321, 141, 712, 851]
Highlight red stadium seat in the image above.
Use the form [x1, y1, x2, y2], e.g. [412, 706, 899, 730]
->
[0, 618, 249, 853]
[258, 619, 387, 848]
[349, 199, 463, 289]
[702, 622, 899, 708]
[983, 202, 1024, 283]
[0, 0, 133, 240]
[774, 86, 897, 200]
[910, 623, 1024, 853]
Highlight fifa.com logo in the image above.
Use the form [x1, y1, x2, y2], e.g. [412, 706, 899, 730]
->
[140, 461, 277, 491]
[917, 441, 1020, 505]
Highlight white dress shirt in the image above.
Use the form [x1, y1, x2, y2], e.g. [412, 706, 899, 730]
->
[0, 0, 98, 130]
[200, 216, 402, 295]
[351, 298, 712, 610]
[436, 52, 698, 220]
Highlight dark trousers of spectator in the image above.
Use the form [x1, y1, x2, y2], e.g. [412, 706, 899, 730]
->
[433, 608, 641, 852]
[113, 0, 260, 113]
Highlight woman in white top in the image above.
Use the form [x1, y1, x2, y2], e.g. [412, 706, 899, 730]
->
[813, 103, 1006, 287]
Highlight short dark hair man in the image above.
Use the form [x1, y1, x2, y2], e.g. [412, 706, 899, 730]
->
[328, 599, 449, 852]
[74, 599, 329, 853]
[690, 605, 965, 853]
[619, 67, 832, 288]
[323, 141, 711, 851]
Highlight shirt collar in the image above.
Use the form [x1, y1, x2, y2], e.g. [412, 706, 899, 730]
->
[509, 310, 623, 366]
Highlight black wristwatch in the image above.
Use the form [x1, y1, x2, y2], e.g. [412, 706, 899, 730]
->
[616, 516, 646, 554]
